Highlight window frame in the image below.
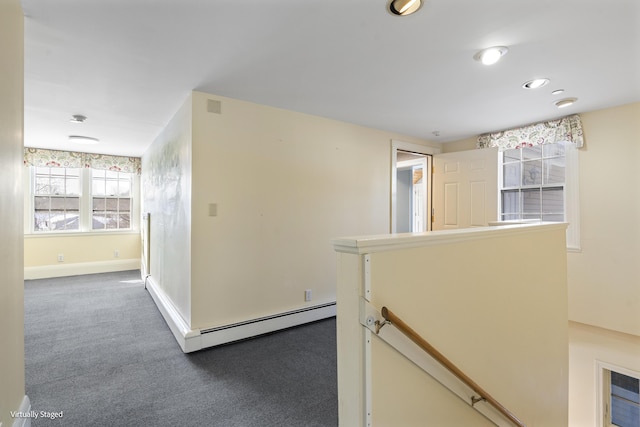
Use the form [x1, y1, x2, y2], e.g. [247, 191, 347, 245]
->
[32, 166, 82, 232]
[25, 166, 140, 235]
[90, 169, 134, 231]
[598, 361, 640, 427]
[497, 141, 581, 251]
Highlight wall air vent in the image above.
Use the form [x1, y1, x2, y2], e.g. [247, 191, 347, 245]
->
[207, 99, 222, 114]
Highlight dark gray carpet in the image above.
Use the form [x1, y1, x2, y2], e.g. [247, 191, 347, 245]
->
[24, 270, 338, 427]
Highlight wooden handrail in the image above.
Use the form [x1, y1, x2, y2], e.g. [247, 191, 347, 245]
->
[381, 306, 526, 427]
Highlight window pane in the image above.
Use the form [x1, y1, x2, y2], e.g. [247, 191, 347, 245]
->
[522, 145, 542, 160]
[542, 188, 564, 214]
[49, 211, 66, 230]
[119, 214, 131, 229]
[119, 198, 131, 212]
[522, 160, 542, 186]
[118, 179, 131, 197]
[544, 158, 565, 185]
[50, 177, 65, 194]
[34, 177, 50, 194]
[543, 143, 565, 158]
[63, 212, 80, 230]
[34, 196, 50, 210]
[66, 168, 80, 177]
[92, 169, 106, 179]
[105, 180, 119, 196]
[49, 167, 65, 177]
[92, 179, 105, 196]
[501, 190, 520, 221]
[504, 148, 520, 162]
[93, 198, 105, 211]
[66, 178, 80, 195]
[34, 212, 50, 231]
[93, 215, 106, 229]
[105, 213, 118, 229]
[503, 163, 520, 187]
[522, 189, 541, 215]
[542, 213, 564, 222]
[106, 199, 118, 211]
[611, 371, 640, 427]
[106, 170, 119, 179]
[612, 372, 640, 403]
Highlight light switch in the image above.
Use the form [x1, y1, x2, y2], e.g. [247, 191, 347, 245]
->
[208, 203, 217, 217]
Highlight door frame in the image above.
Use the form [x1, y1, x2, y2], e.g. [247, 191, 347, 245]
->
[390, 140, 440, 233]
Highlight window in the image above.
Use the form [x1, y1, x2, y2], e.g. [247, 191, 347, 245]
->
[33, 167, 81, 231]
[602, 366, 640, 427]
[499, 142, 566, 222]
[29, 167, 138, 233]
[91, 170, 132, 230]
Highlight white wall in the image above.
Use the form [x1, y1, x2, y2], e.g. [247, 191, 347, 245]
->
[142, 94, 193, 324]
[0, 0, 26, 425]
[188, 91, 438, 330]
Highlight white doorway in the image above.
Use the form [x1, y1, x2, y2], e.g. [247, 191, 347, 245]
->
[391, 140, 439, 233]
[396, 152, 428, 233]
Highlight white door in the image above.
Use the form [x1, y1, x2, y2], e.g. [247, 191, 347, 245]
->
[432, 148, 498, 230]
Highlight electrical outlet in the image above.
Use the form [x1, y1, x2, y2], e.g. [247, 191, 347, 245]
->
[57, 254, 64, 262]
[114, 249, 120, 258]
[305, 289, 312, 302]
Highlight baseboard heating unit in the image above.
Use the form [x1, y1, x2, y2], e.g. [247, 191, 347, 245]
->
[145, 276, 336, 353]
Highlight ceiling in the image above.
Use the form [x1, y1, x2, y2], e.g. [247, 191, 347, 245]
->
[22, 0, 640, 157]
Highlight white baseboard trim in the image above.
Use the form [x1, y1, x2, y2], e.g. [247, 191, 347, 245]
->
[11, 395, 31, 427]
[24, 259, 140, 280]
[145, 275, 336, 353]
[144, 276, 198, 353]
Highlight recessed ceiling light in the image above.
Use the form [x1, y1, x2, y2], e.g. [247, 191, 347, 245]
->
[388, 0, 422, 16]
[551, 89, 565, 95]
[522, 78, 550, 89]
[473, 46, 509, 65]
[555, 98, 577, 108]
[68, 135, 99, 144]
[70, 114, 87, 123]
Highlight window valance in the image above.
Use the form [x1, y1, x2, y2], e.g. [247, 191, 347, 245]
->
[24, 147, 141, 175]
[477, 114, 584, 151]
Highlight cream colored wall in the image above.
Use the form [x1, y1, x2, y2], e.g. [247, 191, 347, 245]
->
[0, 0, 25, 425]
[368, 226, 568, 426]
[335, 224, 569, 426]
[142, 94, 193, 324]
[440, 135, 477, 152]
[189, 91, 438, 329]
[24, 234, 140, 266]
[441, 103, 640, 337]
[569, 321, 640, 427]
[567, 102, 640, 336]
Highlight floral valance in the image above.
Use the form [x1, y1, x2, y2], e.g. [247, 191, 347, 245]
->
[24, 148, 141, 175]
[477, 114, 584, 151]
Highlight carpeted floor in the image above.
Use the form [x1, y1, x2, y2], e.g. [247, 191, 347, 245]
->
[24, 270, 338, 427]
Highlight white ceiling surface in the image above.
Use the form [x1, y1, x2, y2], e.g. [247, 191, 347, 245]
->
[22, 0, 640, 157]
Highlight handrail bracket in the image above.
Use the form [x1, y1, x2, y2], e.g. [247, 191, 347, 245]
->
[471, 395, 486, 407]
[374, 319, 390, 334]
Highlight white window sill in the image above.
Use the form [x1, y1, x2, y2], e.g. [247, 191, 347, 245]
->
[25, 230, 139, 239]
